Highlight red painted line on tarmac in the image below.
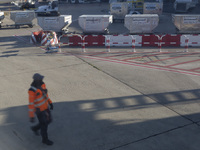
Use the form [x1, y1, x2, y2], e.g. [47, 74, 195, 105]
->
[79, 55, 200, 77]
[166, 59, 200, 67]
[121, 52, 173, 61]
[102, 52, 136, 58]
[83, 51, 114, 56]
[189, 67, 200, 71]
[162, 66, 200, 73]
[102, 51, 164, 59]
[143, 52, 200, 64]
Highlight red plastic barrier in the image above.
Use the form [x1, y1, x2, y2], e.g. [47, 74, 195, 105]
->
[85, 35, 105, 46]
[142, 35, 158, 47]
[68, 35, 105, 46]
[142, 34, 181, 47]
[68, 35, 82, 46]
[162, 34, 181, 47]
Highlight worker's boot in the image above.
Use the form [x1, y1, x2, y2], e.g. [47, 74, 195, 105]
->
[42, 137, 53, 146]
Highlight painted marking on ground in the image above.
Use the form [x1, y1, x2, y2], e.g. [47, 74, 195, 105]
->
[166, 59, 200, 67]
[79, 55, 200, 77]
[143, 52, 199, 64]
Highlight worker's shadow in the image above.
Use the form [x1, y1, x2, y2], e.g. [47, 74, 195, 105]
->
[1, 91, 200, 149]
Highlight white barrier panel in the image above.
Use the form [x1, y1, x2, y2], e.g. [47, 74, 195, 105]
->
[105, 35, 142, 47]
[180, 34, 200, 47]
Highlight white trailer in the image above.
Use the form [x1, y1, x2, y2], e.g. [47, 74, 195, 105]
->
[174, 0, 198, 12]
[110, 2, 128, 21]
[172, 14, 200, 33]
[37, 15, 72, 33]
[124, 14, 159, 34]
[110, 2, 137, 22]
[9, 11, 35, 28]
[78, 15, 113, 34]
[143, 2, 163, 15]
[0, 11, 4, 28]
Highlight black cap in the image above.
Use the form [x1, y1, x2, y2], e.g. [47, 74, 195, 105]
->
[32, 73, 44, 81]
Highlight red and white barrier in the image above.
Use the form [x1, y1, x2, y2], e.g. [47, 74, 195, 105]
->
[41, 32, 47, 46]
[142, 34, 181, 47]
[30, 32, 37, 44]
[34, 33, 200, 53]
[30, 30, 58, 46]
[105, 35, 111, 52]
[85, 35, 105, 46]
[180, 34, 200, 47]
[67, 35, 105, 47]
[30, 31, 43, 44]
[41, 31, 58, 46]
[105, 35, 142, 47]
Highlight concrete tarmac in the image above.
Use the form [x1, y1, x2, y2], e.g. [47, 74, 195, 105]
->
[1, 2, 200, 150]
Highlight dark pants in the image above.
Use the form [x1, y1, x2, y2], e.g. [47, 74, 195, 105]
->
[32, 109, 52, 141]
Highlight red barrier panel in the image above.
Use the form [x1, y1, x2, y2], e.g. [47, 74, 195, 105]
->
[68, 35, 105, 46]
[68, 35, 82, 46]
[142, 34, 181, 47]
[142, 35, 158, 47]
[162, 34, 181, 47]
[85, 35, 105, 46]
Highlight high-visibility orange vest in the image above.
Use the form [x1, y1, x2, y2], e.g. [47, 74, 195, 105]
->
[28, 84, 52, 118]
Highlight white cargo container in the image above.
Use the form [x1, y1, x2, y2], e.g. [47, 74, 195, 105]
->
[124, 14, 159, 33]
[78, 15, 113, 34]
[10, 11, 35, 28]
[0, 11, 4, 28]
[172, 14, 200, 33]
[174, 0, 198, 12]
[37, 15, 72, 33]
[0, 11, 4, 21]
[143, 2, 163, 15]
[110, 2, 129, 21]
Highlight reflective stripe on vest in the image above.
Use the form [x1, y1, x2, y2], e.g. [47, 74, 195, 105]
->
[29, 102, 34, 105]
[30, 86, 49, 108]
[34, 97, 49, 107]
[34, 95, 45, 102]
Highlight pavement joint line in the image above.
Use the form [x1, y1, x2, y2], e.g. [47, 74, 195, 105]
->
[109, 122, 195, 150]
[12, 130, 23, 142]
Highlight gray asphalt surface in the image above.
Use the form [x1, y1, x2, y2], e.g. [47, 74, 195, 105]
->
[1, 2, 200, 150]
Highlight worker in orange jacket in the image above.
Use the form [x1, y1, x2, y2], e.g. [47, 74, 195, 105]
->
[28, 73, 54, 146]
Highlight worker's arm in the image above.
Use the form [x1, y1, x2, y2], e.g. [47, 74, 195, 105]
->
[28, 90, 35, 119]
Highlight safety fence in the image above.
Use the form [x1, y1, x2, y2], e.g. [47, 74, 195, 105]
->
[30, 32, 200, 52]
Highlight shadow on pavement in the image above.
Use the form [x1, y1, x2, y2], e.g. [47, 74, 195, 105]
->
[1, 89, 200, 149]
[0, 35, 38, 50]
